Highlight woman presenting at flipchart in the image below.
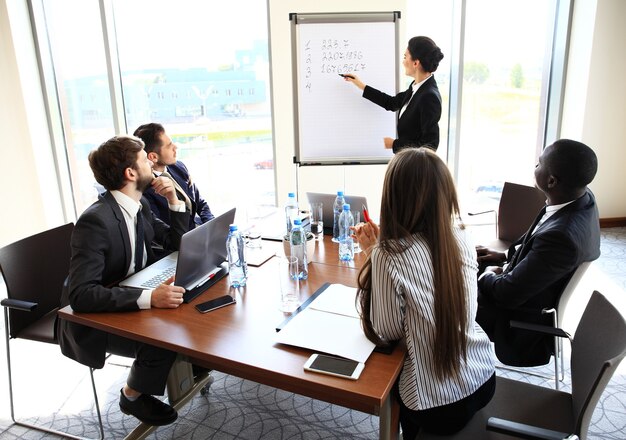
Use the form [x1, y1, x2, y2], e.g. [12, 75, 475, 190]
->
[343, 36, 444, 152]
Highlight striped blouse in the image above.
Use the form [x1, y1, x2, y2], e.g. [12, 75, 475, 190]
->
[369, 227, 495, 410]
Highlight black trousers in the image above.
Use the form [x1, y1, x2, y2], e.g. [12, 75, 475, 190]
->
[398, 373, 496, 439]
[106, 333, 177, 396]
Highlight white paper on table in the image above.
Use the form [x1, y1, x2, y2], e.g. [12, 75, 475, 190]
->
[274, 308, 375, 363]
[308, 284, 360, 318]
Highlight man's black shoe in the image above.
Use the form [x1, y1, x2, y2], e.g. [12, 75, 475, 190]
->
[119, 389, 178, 426]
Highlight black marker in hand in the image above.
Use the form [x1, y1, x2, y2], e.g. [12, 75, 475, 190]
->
[338, 74, 355, 79]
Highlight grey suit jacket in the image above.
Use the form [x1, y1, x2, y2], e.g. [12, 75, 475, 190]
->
[57, 191, 189, 368]
[477, 190, 600, 366]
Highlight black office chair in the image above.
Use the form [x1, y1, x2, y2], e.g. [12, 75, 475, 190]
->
[0, 223, 104, 439]
[470, 181, 546, 251]
[417, 290, 626, 440]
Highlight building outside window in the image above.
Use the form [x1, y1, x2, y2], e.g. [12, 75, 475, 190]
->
[39, 0, 274, 216]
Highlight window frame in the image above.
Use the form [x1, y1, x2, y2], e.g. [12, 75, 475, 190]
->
[30, 0, 573, 219]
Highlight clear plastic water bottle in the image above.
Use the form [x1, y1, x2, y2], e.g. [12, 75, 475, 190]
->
[285, 192, 298, 234]
[227, 224, 248, 287]
[332, 191, 345, 243]
[338, 203, 354, 261]
[289, 218, 308, 280]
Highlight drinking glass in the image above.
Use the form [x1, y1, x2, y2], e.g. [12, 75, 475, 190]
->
[309, 202, 324, 240]
[351, 210, 361, 253]
[279, 256, 300, 313]
[245, 205, 263, 249]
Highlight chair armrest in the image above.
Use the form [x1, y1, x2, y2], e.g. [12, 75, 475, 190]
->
[1, 298, 37, 312]
[487, 417, 578, 440]
[468, 209, 496, 216]
[509, 320, 570, 339]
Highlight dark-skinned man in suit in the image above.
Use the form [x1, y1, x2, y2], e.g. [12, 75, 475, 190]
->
[475, 139, 600, 366]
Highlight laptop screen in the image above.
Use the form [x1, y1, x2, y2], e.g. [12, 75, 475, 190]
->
[175, 207, 236, 289]
[305, 192, 369, 233]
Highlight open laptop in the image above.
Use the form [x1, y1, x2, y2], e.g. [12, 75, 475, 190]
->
[306, 192, 369, 234]
[120, 207, 236, 302]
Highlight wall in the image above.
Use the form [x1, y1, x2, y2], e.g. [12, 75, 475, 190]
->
[267, 0, 406, 221]
[0, 0, 64, 246]
[561, 0, 626, 219]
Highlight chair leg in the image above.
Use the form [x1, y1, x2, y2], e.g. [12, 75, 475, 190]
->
[542, 307, 563, 390]
[551, 311, 561, 391]
[4, 308, 17, 424]
[550, 311, 567, 389]
[89, 368, 105, 440]
[3, 309, 105, 439]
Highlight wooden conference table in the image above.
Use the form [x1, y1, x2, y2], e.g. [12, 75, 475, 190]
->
[58, 235, 405, 439]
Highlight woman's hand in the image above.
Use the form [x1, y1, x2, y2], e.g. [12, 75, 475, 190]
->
[351, 219, 379, 253]
[343, 73, 365, 91]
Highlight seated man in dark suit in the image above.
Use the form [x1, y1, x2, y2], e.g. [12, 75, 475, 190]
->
[58, 135, 189, 426]
[133, 123, 214, 230]
[476, 139, 600, 367]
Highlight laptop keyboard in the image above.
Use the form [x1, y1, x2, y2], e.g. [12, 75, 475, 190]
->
[141, 266, 176, 288]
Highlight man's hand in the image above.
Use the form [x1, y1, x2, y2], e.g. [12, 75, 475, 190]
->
[151, 176, 182, 206]
[383, 137, 394, 149]
[352, 220, 380, 254]
[484, 265, 503, 275]
[476, 245, 506, 265]
[151, 276, 185, 308]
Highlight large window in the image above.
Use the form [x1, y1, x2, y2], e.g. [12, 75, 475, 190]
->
[36, 0, 565, 221]
[456, 0, 557, 213]
[405, 0, 561, 217]
[41, 0, 116, 213]
[39, 0, 273, 216]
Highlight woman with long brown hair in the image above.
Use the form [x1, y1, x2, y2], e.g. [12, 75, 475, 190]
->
[354, 148, 495, 437]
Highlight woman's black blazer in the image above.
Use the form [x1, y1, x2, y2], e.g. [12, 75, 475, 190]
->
[362, 75, 442, 152]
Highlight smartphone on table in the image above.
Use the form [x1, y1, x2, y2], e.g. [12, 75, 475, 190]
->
[195, 295, 236, 313]
[303, 353, 364, 380]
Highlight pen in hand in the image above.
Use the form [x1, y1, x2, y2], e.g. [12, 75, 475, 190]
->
[338, 73, 355, 79]
[362, 204, 371, 223]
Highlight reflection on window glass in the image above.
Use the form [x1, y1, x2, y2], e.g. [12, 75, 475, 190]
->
[113, 0, 274, 215]
[458, 0, 555, 215]
[43, 0, 115, 214]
